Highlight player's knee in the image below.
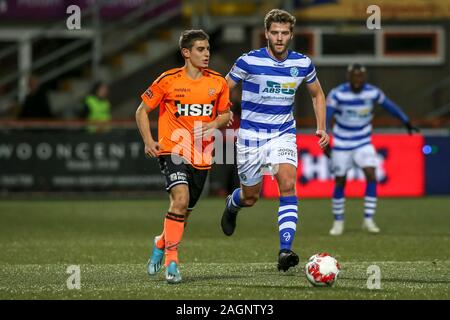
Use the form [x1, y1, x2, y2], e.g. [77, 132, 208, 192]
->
[171, 194, 189, 213]
[364, 170, 377, 182]
[335, 177, 346, 187]
[242, 194, 259, 207]
[278, 179, 296, 195]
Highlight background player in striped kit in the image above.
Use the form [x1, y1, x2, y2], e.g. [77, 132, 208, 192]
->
[220, 9, 329, 272]
[326, 63, 419, 236]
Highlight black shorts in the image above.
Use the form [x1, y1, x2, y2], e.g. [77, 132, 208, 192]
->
[158, 154, 209, 211]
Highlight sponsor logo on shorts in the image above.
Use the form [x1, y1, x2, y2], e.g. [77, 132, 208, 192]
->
[278, 148, 296, 158]
[169, 172, 187, 182]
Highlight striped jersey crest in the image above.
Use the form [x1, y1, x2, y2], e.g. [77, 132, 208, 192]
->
[327, 83, 386, 151]
[227, 47, 317, 143]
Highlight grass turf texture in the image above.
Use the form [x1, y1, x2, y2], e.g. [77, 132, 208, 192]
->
[0, 197, 449, 299]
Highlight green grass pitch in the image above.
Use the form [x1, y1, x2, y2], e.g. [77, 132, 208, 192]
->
[0, 197, 449, 299]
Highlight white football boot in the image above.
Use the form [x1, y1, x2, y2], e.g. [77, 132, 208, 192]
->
[329, 220, 344, 236]
[362, 218, 380, 233]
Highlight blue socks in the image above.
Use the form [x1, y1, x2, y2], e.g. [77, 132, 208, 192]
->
[227, 188, 243, 212]
[227, 190, 299, 251]
[332, 182, 377, 220]
[332, 186, 345, 221]
[364, 182, 377, 219]
[278, 196, 298, 251]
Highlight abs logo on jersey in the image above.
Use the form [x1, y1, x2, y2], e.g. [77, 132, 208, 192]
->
[262, 81, 295, 95]
[175, 101, 214, 117]
[345, 107, 371, 119]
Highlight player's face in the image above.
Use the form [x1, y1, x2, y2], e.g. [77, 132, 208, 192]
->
[186, 40, 210, 69]
[266, 22, 293, 58]
[348, 70, 367, 92]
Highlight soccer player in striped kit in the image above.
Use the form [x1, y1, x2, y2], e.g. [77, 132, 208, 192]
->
[220, 9, 329, 272]
[326, 63, 419, 236]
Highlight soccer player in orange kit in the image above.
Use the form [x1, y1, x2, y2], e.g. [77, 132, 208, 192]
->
[136, 30, 231, 284]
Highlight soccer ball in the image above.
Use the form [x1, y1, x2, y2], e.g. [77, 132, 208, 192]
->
[305, 253, 341, 287]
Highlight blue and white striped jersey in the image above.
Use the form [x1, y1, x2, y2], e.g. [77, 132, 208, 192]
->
[227, 47, 317, 144]
[326, 83, 409, 151]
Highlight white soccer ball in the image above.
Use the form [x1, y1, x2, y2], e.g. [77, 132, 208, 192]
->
[305, 253, 341, 287]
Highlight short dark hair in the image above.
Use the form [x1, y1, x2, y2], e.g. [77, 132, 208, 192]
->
[179, 29, 209, 51]
[264, 9, 296, 32]
[347, 63, 366, 73]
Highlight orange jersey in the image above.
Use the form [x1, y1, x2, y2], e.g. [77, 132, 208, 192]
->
[141, 67, 231, 169]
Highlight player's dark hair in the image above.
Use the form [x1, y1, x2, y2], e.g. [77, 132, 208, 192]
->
[179, 29, 209, 51]
[264, 9, 296, 32]
[347, 63, 366, 73]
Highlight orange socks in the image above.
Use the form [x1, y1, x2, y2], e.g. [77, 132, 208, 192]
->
[154, 209, 192, 250]
[163, 212, 185, 266]
[155, 231, 165, 249]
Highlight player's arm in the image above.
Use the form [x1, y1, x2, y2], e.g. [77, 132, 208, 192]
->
[325, 90, 338, 131]
[307, 79, 330, 149]
[193, 78, 232, 139]
[225, 57, 247, 127]
[215, 109, 232, 129]
[378, 93, 419, 134]
[223, 75, 240, 127]
[135, 101, 160, 157]
[193, 109, 231, 140]
[225, 75, 238, 91]
[326, 106, 335, 130]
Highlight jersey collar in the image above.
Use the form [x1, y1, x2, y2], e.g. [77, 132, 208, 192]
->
[265, 47, 290, 63]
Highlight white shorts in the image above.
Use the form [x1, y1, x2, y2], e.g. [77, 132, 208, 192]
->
[236, 133, 298, 186]
[331, 143, 378, 177]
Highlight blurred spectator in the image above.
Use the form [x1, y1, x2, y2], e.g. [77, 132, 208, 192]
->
[0, 85, 17, 119]
[18, 74, 53, 119]
[82, 81, 112, 133]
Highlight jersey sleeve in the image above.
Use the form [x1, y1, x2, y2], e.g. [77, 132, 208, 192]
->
[375, 87, 386, 104]
[304, 57, 317, 84]
[326, 89, 338, 109]
[141, 80, 166, 111]
[326, 89, 338, 130]
[227, 55, 250, 83]
[216, 78, 232, 113]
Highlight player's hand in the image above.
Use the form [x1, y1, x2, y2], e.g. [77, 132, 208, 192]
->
[144, 140, 161, 158]
[193, 122, 217, 140]
[405, 122, 420, 135]
[315, 129, 330, 150]
[227, 111, 234, 127]
[323, 144, 332, 158]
